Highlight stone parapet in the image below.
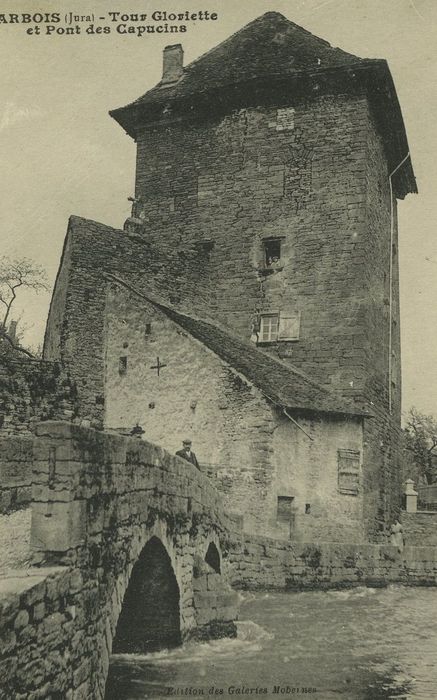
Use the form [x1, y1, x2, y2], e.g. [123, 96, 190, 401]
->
[0, 421, 240, 699]
[30, 421, 240, 562]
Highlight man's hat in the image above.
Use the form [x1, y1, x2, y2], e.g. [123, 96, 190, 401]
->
[182, 438, 192, 445]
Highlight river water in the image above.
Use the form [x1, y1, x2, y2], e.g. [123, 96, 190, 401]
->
[105, 586, 437, 700]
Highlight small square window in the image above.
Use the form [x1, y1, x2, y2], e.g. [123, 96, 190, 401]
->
[259, 314, 279, 343]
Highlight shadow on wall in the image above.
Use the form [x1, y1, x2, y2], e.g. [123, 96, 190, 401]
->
[112, 536, 181, 654]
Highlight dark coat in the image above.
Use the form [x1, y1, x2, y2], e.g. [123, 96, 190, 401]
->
[175, 448, 200, 469]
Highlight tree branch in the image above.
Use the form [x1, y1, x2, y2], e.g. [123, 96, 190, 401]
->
[2, 287, 17, 328]
[0, 330, 35, 358]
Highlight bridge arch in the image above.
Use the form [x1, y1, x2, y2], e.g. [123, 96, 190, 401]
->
[24, 423, 240, 700]
[112, 535, 181, 653]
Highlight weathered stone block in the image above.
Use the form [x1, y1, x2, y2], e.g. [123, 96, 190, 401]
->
[194, 591, 217, 609]
[14, 609, 29, 630]
[31, 500, 87, 553]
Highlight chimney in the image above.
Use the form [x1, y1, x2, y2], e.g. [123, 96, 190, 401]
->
[162, 44, 184, 85]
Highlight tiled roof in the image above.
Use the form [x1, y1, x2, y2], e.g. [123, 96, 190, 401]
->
[113, 12, 361, 111]
[106, 273, 369, 418]
[110, 12, 416, 198]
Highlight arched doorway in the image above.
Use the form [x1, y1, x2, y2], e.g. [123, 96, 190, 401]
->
[112, 536, 181, 653]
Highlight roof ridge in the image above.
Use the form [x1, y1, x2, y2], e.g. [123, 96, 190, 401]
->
[111, 11, 362, 115]
[182, 12, 287, 75]
[181, 12, 338, 78]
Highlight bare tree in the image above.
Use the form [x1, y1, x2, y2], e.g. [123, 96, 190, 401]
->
[0, 256, 50, 357]
[403, 407, 437, 485]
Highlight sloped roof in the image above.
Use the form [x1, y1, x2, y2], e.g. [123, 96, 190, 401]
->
[114, 12, 360, 111]
[110, 11, 416, 198]
[106, 273, 369, 419]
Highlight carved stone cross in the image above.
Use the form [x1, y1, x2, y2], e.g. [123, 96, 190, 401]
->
[150, 356, 167, 376]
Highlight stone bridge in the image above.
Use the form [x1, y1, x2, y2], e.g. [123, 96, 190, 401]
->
[3, 426, 437, 699]
[0, 422, 240, 699]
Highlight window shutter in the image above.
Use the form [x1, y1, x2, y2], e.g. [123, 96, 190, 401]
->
[278, 312, 301, 341]
[338, 449, 361, 495]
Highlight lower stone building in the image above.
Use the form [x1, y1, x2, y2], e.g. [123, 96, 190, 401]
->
[103, 278, 368, 542]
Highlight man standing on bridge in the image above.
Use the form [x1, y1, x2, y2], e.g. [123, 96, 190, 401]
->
[176, 439, 200, 470]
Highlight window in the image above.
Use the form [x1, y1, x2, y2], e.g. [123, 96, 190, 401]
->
[337, 449, 361, 495]
[145, 323, 152, 336]
[257, 311, 300, 343]
[259, 314, 279, 343]
[118, 356, 127, 375]
[277, 496, 294, 522]
[264, 239, 281, 267]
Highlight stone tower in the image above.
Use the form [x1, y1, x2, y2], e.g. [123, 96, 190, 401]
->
[110, 12, 416, 537]
[44, 12, 416, 540]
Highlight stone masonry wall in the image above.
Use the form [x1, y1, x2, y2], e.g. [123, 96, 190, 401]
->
[0, 355, 78, 437]
[23, 421, 239, 699]
[0, 436, 33, 513]
[228, 534, 437, 590]
[360, 109, 403, 540]
[104, 283, 365, 541]
[43, 234, 72, 361]
[104, 284, 276, 535]
[43, 215, 215, 424]
[0, 566, 84, 699]
[44, 91, 403, 540]
[134, 95, 372, 402]
[401, 512, 437, 547]
[271, 412, 364, 542]
[133, 93, 402, 536]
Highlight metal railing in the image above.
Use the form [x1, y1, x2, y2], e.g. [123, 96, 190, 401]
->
[417, 484, 437, 511]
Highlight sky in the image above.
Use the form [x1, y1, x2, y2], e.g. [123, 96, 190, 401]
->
[0, 0, 436, 419]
